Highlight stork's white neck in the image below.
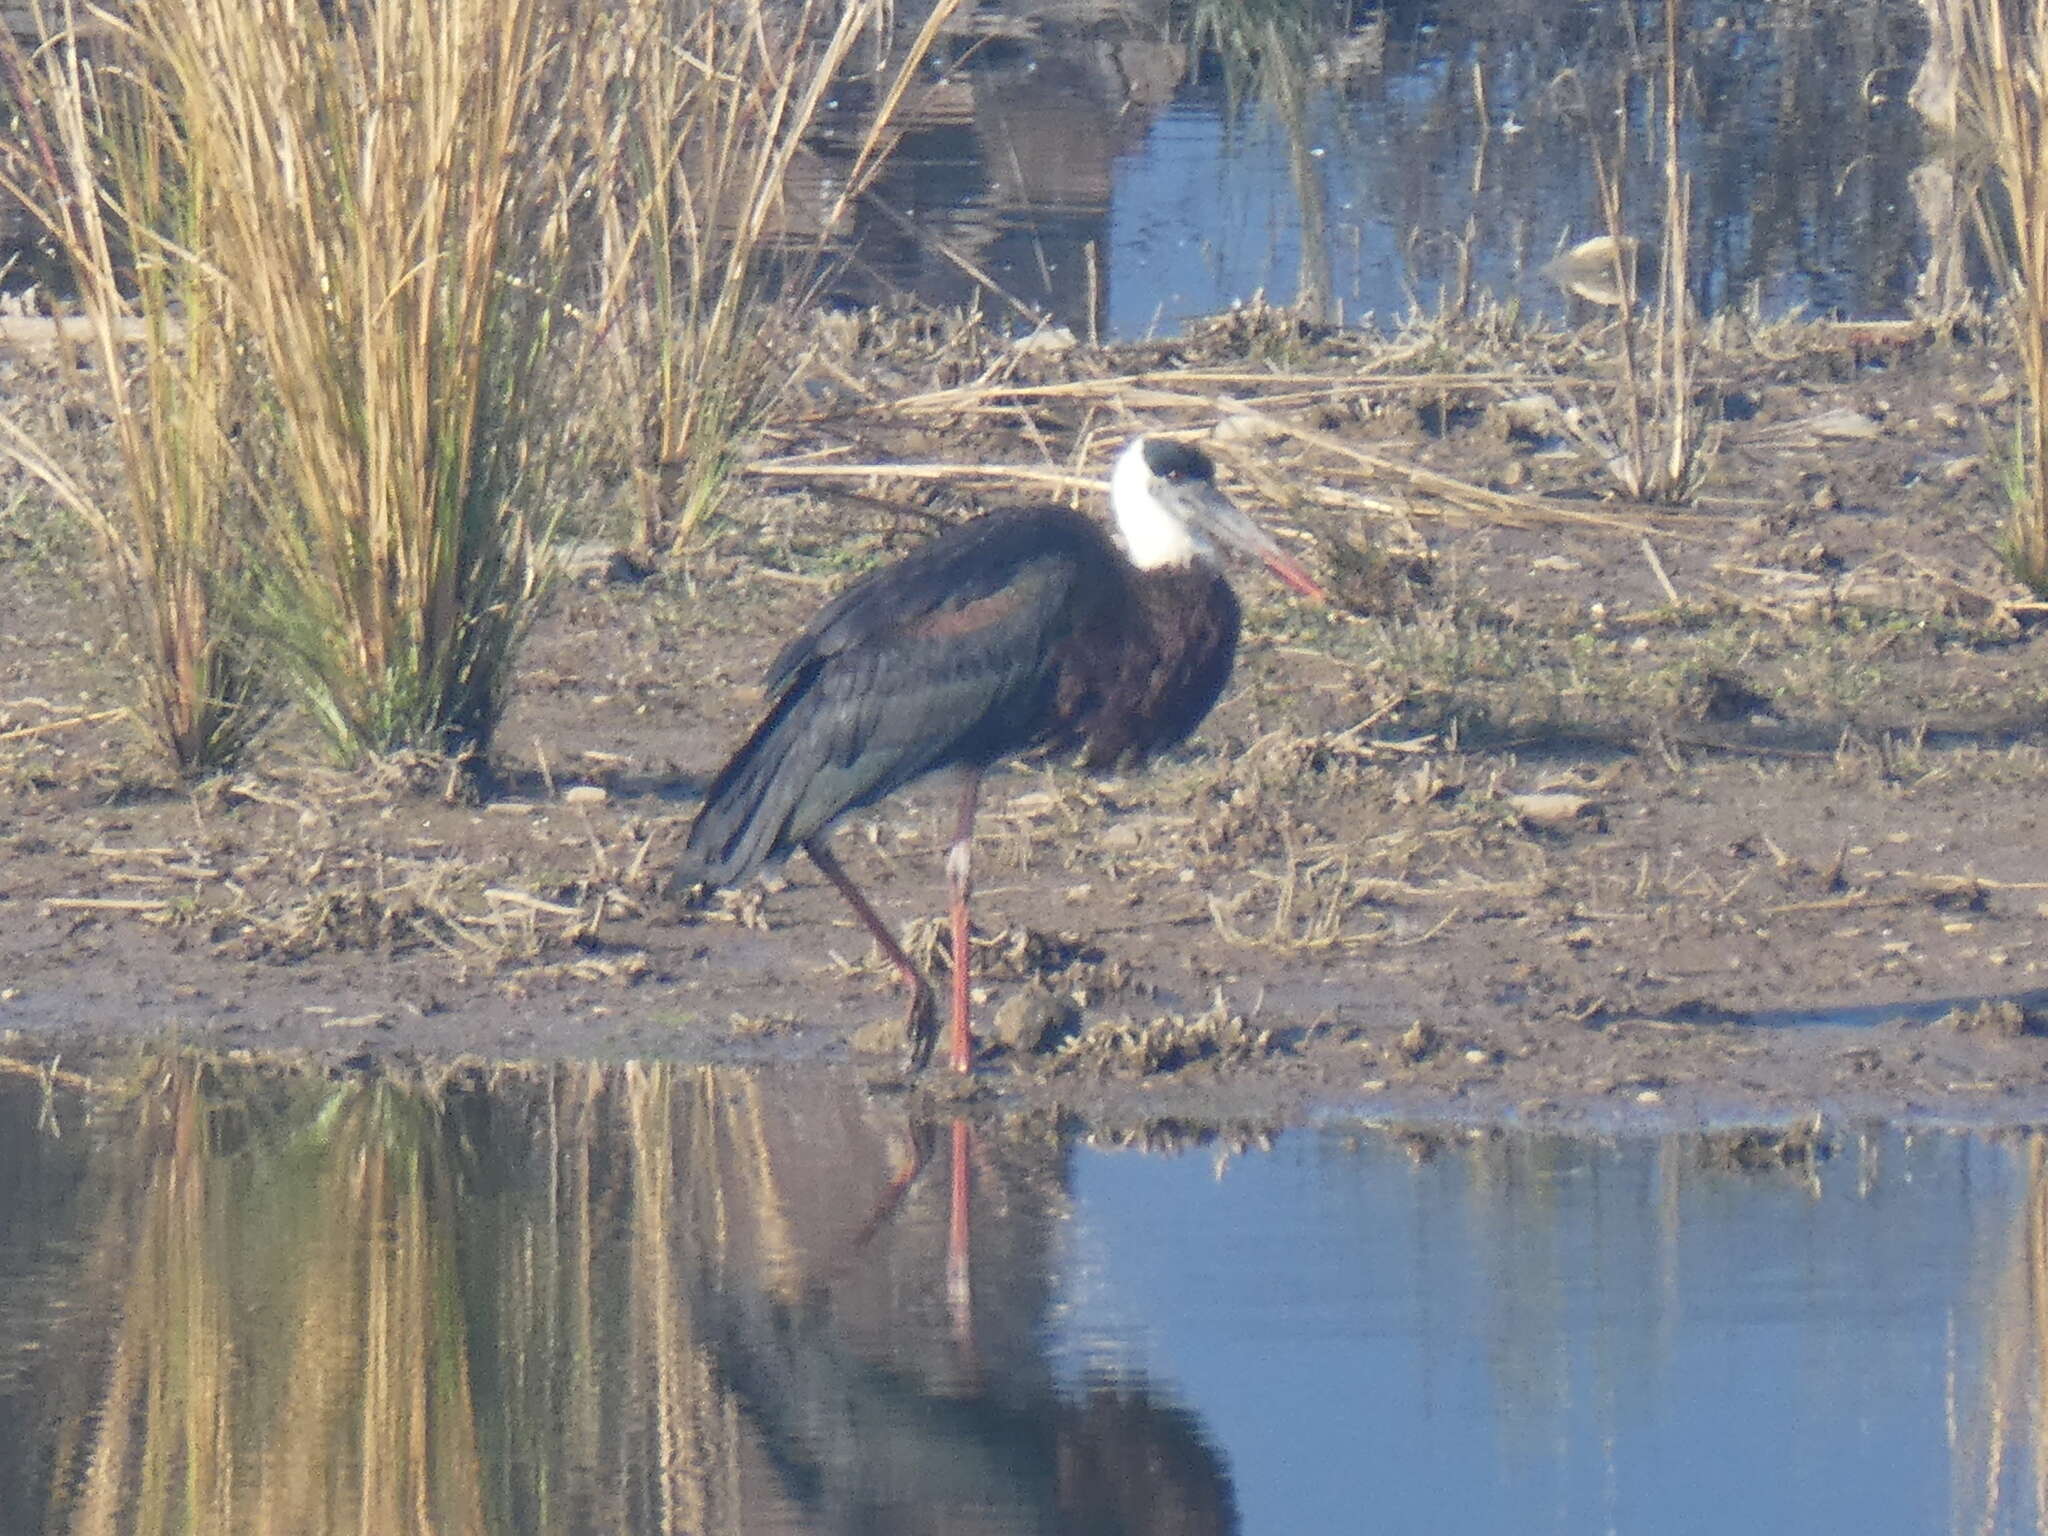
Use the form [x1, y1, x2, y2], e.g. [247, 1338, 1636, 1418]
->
[1110, 438, 1211, 571]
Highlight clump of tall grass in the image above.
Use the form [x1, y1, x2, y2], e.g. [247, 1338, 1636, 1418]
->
[2, 0, 967, 770]
[1558, 0, 1716, 505]
[149, 0, 590, 761]
[1, 0, 593, 769]
[1940, 0, 2048, 594]
[579, 0, 966, 556]
[0, 4, 269, 773]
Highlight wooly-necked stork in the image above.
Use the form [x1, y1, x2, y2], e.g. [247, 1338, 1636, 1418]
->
[673, 435, 1324, 1072]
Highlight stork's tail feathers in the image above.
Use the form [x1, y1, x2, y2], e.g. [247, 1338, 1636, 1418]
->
[671, 690, 820, 897]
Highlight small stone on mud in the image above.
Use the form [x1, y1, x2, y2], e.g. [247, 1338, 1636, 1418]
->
[1808, 407, 1881, 441]
[1396, 1019, 1440, 1063]
[323, 1012, 387, 1030]
[1011, 325, 1077, 356]
[990, 984, 1081, 1055]
[1211, 412, 1280, 444]
[1937, 1000, 2039, 1037]
[1496, 394, 1559, 434]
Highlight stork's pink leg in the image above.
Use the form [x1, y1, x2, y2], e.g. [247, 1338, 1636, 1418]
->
[946, 770, 983, 1073]
[806, 837, 937, 1070]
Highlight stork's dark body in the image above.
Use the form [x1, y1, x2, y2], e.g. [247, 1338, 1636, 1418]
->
[677, 505, 1240, 889]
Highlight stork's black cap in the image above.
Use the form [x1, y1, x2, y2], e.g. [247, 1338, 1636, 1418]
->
[1140, 438, 1216, 482]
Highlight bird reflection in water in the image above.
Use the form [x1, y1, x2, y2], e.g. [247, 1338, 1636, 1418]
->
[697, 1110, 1239, 1535]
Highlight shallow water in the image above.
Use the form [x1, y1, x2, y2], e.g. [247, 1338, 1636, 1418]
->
[0, 2, 1941, 338]
[2, 1060, 2045, 1534]
[832, 0, 1935, 336]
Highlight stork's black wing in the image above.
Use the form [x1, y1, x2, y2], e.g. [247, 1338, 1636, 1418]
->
[761, 507, 1114, 692]
[678, 507, 1123, 887]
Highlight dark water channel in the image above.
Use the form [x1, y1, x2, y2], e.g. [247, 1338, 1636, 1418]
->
[2, 1059, 2047, 1533]
[830, 0, 1934, 337]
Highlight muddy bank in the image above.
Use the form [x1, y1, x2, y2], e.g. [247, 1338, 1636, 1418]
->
[5, 308, 2048, 1130]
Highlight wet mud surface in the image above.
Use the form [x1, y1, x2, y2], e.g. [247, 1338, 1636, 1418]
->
[6, 311, 2048, 1131]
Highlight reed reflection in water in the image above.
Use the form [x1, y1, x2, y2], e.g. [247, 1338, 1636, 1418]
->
[1054, 1125, 2048, 1534]
[0, 1060, 1231, 1535]
[11, 1063, 2048, 1531]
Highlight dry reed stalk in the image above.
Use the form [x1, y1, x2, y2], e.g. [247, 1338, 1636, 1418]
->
[1215, 404, 1704, 538]
[1191, 0, 1332, 321]
[0, 706, 129, 743]
[1567, 0, 1714, 504]
[0, 1, 268, 773]
[582, 0, 968, 554]
[743, 456, 1105, 499]
[877, 368, 1576, 417]
[745, 426, 1697, 551]
[1942, 0, 2048, 591]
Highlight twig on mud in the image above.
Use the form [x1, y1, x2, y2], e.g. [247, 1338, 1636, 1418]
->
[1894, 871, 2048, 893]
[743, 457, 1101, 499]
[1640, 536, 1682, 604]
[751, 410, 1679, 546]
[1328, 696, 1412, 743]
[1378, 906, 1465, 948]
[222, 778, 321, 820]
[1351, 875, 1534, 902]
[483, 888, 583, 919]
[1761, 890, 1912, 916]
[0, 707, 128, 744]
[748, 566, 835, 588]
[42, 896, 173, 913]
